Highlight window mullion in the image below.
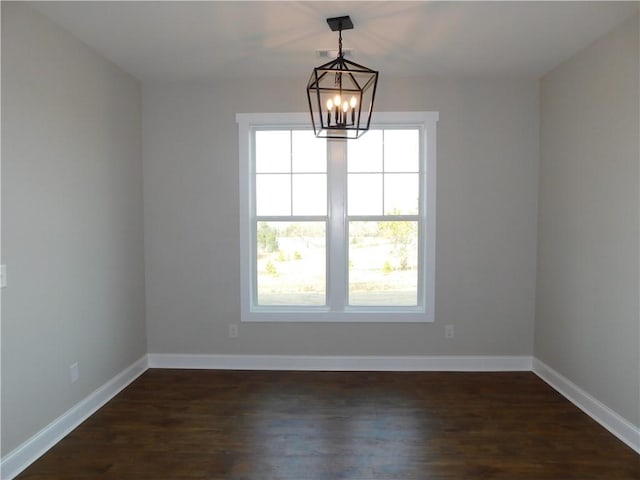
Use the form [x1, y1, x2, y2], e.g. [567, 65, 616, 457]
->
[327, 140, 347, 312]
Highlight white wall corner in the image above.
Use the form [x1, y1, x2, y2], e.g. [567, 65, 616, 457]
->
[0, 355, 149, 480]
[532, 358, 640, 454]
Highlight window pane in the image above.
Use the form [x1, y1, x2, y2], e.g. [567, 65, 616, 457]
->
[256, 221, 326, 306]
[348, 221, 418, 306]
[348, 173, 382, 215]
[384, 173, 419, 215]
[384, 129, 419, 172]
[256, 131, 291, 173]
[292, 131, 326, 173]
[347, 130, 383, 172]
[292, 174, 326, 215]
[256, 174, 290, 216]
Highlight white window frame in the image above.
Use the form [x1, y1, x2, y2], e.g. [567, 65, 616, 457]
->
[237, 111, 438, 322]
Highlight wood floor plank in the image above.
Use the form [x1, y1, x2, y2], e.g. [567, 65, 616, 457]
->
[16, 370, 640, 479]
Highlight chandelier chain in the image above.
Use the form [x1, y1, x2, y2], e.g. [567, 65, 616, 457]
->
[335, 26, 344, 86]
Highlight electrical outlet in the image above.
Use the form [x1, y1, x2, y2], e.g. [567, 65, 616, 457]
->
[70, 362, 79, 383]
[229, 324, 239, 339]
[445, 325, 454, 339]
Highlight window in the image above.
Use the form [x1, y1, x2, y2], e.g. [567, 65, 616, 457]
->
[237, 112, 438, 322]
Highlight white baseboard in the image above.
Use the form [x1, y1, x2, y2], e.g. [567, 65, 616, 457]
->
[532, 358, 640, 454]
[4, 353, 636, 480]
[1, 355, 149, 480]
[147, 353, 532, 372]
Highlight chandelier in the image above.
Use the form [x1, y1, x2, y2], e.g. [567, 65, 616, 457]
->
[306, 16, 379, 139]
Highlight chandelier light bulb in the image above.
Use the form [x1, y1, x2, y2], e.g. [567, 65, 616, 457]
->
[333, 95, 341, 107]
[350, 96, 357, 108]
[326, 99, 334, 110]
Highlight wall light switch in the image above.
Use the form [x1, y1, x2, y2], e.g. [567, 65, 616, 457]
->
[0, 265, 7, 288]
[70, 362, 79, 384]
[445, 325, 454, 339]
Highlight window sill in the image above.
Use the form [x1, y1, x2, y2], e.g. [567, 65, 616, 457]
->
[241, 307, 434, 323]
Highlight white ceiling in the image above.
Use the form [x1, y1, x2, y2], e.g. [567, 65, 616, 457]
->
[30, 1, 639, 83]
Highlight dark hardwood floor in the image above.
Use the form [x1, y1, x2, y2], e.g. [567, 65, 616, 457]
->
[16, 369, 639, 479]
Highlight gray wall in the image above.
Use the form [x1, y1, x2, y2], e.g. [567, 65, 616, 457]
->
[1, 3, 146, 455]
[536, 15, 639, 427]
[143, 77, 540, 356]
[6, 0, 635, 462]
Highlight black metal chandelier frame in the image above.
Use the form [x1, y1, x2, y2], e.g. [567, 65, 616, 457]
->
[306, 16, 379, 140]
